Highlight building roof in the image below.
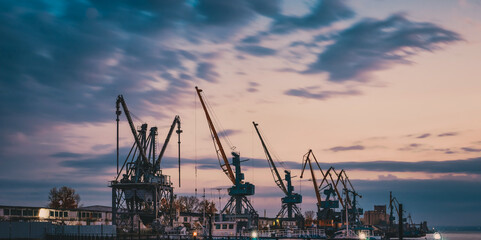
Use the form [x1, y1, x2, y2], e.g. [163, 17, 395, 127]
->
[78, 205, 112, 212]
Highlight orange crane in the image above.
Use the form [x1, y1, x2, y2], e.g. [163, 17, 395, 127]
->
[300, 150, 343, 227]
[195, 87, 257, 227]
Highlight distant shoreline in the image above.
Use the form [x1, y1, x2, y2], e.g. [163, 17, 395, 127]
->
[434, 226, 481, 232]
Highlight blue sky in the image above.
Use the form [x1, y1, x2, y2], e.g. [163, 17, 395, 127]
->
[1, 0, 481, 227]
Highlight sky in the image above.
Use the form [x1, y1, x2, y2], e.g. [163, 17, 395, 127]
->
[1, 0, 481, 227]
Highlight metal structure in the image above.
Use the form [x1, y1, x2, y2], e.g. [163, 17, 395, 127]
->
[300, 149, 364, 229]
[300, 150, 343, 226]
[195, 87, 258, 230]
[252, 122, 302, 220]
[335, 169, 363, 225]
[110, 95, 182, 232]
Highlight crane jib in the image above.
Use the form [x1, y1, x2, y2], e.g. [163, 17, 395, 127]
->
[195, 87, 236, 185]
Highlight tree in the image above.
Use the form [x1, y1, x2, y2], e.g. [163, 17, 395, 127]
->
[48, 186, 80, 209]
[304, 210, 315, 221]
[199, 200, 217, 215]
[174, 196, 200, 213]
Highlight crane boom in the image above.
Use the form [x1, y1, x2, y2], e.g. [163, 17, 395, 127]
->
[116, 95, 149, 165]
[153, 115, 182, 187]
[195, 87, 236, 185]
[252, 122, 288, 195]
[154, 115, 181, 168]
[301, 150, 322, 207]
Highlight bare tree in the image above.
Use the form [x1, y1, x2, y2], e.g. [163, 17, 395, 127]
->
[184, 196, 199, 213]
[304, 210, 315, 221]
[48, 186, 80, 209]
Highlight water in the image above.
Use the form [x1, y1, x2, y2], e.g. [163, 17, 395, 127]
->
[440, 232, 481, 240]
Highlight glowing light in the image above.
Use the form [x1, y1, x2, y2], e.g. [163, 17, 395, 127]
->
[358, 232, 367, 239]
[433, 232, 442, 240]
[39, 209, 49, 218]
[251, 231, 258, 239]
[193, 232, 197, 237]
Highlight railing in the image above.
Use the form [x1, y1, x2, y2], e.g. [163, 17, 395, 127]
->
[245, 228, 326, 238]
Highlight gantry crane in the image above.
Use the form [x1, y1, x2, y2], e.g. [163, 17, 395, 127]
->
[300, 150, 344, 227]
[110, 95, 182, 232]
[195, 87, 258, 229]
[252, 122, 302, 220]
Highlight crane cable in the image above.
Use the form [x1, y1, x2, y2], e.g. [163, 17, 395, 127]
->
[194, 91, 198, 196]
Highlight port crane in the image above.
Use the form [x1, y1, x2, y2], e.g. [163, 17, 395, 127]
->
[110, 95, 182, 232]
[300, 150, 344, 227]
[334, 169, 363, 225]
[195, 87, 258, 229]
[252, 122, 303, 220]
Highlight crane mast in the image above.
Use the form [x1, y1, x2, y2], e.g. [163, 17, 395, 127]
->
[253, 122, 302, 220]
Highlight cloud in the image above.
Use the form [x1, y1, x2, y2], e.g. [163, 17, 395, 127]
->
[303, 14, 461, 81]
[238, 0, 353, 44]
[398, 143, 422, 151]
[196, 62, 219, 82]
[434, 148, 456, 154]
[378, 174, 398, 180]
[194, 0, 279, 27]
[0, 0, 210, 153]
[217, 129, 242, 138]
[417, 133, 431, 139]
[51, 152, 85, 158]
[270, 0, 354, 34]
[328, 145, 365, 152]
[310, 157, 481, 175]
[247, 82, 260, 92]
[284, 87, 361, 100]
[461, 147, 481, 152]
[438, 132, 458, 137]
[235, 45, 277, 56]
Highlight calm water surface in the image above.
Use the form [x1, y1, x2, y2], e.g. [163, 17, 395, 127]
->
[440, 232, 481, 240]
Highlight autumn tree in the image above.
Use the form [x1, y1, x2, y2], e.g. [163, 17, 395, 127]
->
[199, 200, 217, 214]
[48, 186, 80, 209]
[174, 196, 200, 213]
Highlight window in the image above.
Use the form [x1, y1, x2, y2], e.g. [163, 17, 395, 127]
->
[222, 224, 227, 229]
[82, 212, 86, 218]
[184, 217, 188, 222]
[64, 212, 68, 217]
[55, 211, 58, 217]
[23, 209, 33, 216]
[33, 210, 38, 216]
[11, 209, 21, 216]
[215, 224, 220, 229]
[50, 211, 54, 217]
[228, 224, 234, 229]
[4, 209, 10, 215]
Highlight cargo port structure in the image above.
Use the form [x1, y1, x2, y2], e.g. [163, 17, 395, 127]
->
[195, 87, 258, 231]
[110, 95, 182, 232]
[300, 150, 364, 233]
[301, 149, 343, 228]
[252, 122, 303, 223]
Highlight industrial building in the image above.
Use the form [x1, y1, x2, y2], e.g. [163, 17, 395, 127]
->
[0, 205, 112, 225]
[361, 205, 389, 226]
